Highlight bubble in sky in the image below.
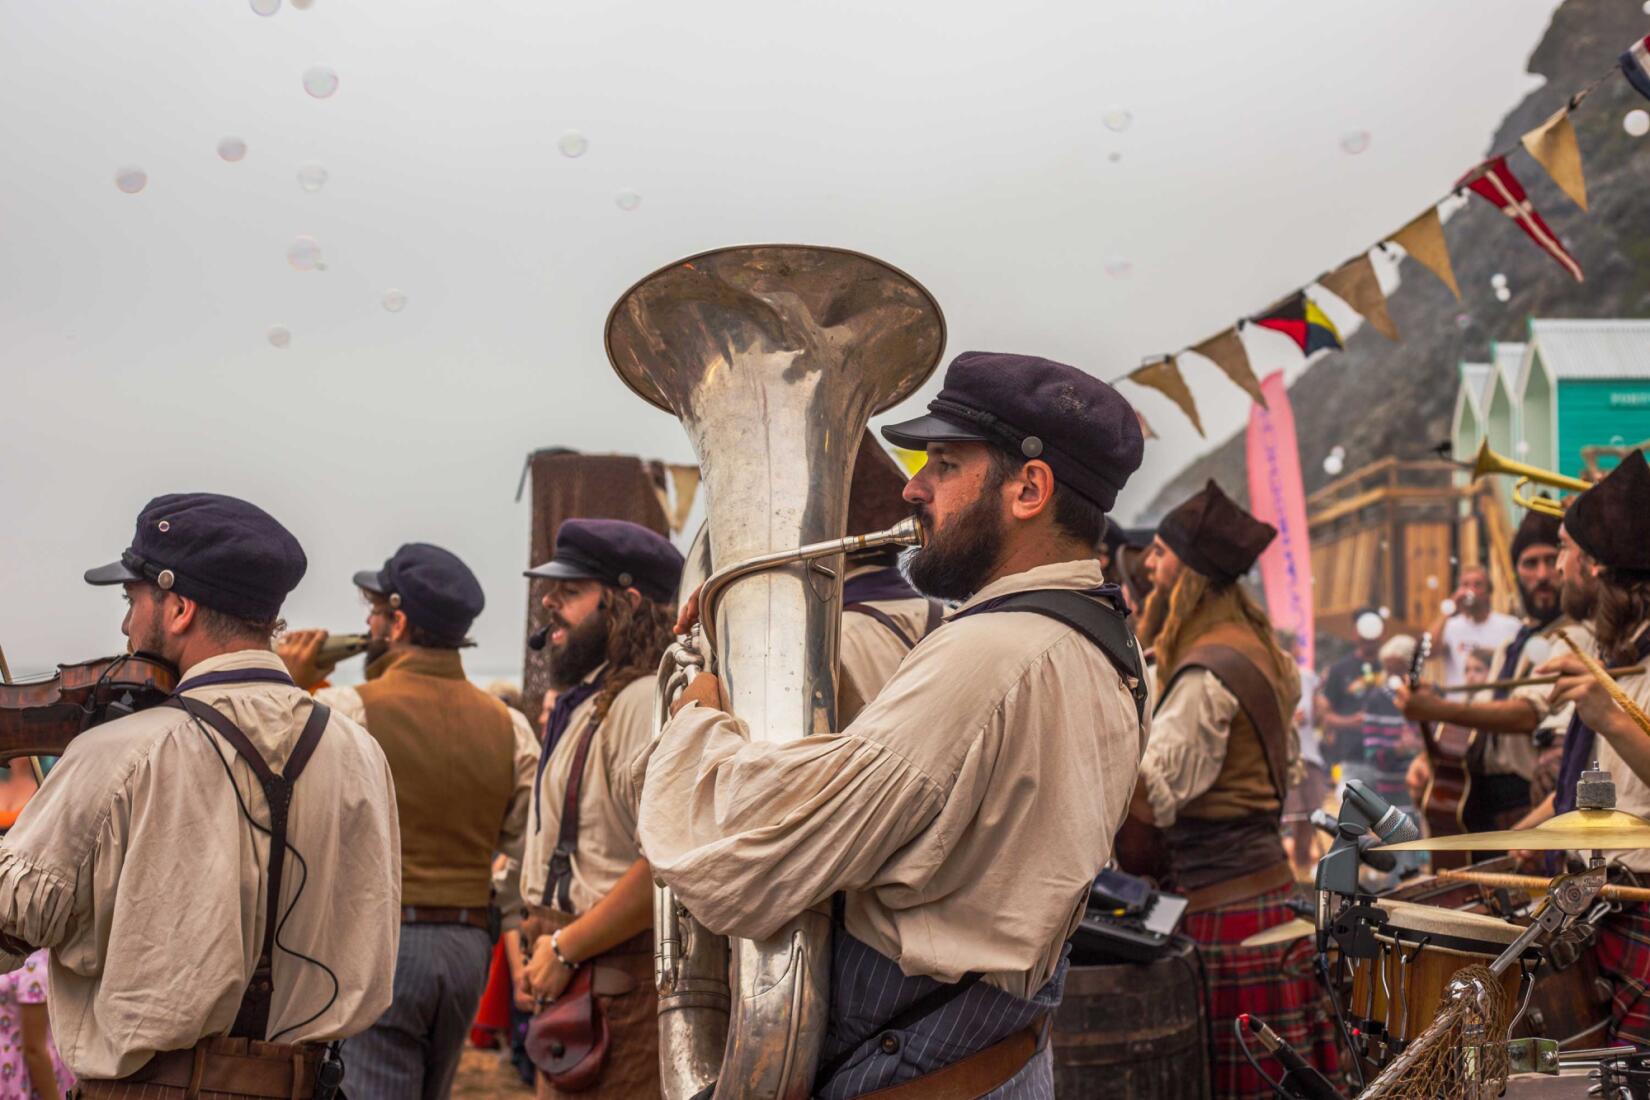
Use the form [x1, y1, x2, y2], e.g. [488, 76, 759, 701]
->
[1103, 257, 1133, 278]
[1625, 110, 1650, 138]
[287, 235, 324, 271]
[302, 67, 339, 99]
[1515, 439, 1530, 456]
[1101, 107, 1132, 133]
[1611, 434, 1627, 446]
[615, 189, 642, 211]
[250, 0, 280, 15]
[1354, 612, 1383, 640]
[1330, 444, 1346, 458]
[297, 163, 328, 192]
[1495, 286, 1512, 303]
[1490, 272, 1507, 289]
[1322, 453, 1344, 476]
[1644, 1, 1650, 14]
[1440, 598, 1458, 616]
[382, 289, 407, 313]
[1340, 130, 1371, 155]
[1378, 606, 1391, 619]
[558, 132, 589, 158]
[217, 137, 247, 163]
[114, 167, 147, 194]
[267, 325, 292, 348]
[1449, 555, 1459, 566]
[1455, 313, 1472, 330]
[1426, 575, 1440, 590]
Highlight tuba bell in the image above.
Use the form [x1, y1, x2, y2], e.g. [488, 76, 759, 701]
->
[606, 245, 945, 1100]
[1469, 439, 1590, 516]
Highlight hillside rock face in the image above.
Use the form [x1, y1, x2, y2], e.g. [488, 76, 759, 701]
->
[1142, 0, 1650, 520]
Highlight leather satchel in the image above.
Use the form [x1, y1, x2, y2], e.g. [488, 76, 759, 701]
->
[526, 966, 610, 1091]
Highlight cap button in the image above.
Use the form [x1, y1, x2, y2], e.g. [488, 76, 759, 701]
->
[1021, 436, 1044, 458]
[156, 569, 175, 590]
[617, 572, 634, 587]
[389, 593, 402, 609]
[156, 520, 171, 533]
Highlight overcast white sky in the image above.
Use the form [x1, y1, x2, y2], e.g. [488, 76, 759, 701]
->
[1, 0, 1560, 681]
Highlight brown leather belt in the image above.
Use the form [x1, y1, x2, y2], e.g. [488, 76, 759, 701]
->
[402, 905, 491, 931]
[856, 1014, 1047, 1099]
[1184, 860, 1296, 915]
[80, 1037, 321, 1099]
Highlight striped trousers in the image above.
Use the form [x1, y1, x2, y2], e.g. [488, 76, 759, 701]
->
[815, 931, 1065, 1100]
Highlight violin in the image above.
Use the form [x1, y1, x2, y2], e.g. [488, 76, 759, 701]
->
[0, 653, 178, 764]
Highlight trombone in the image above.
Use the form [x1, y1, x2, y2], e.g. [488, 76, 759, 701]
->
[1469, 439, 1590, 516]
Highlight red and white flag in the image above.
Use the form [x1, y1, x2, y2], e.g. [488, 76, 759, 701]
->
[1461, 156, 1584, 282]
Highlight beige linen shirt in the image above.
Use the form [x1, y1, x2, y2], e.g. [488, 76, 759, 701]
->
[317, 683, 539, 927]
[634, 559, 1148, 997]
[521, 671, 654, 915]
[1569, 628, 1650, 873]
[0, 650, 401, 1080]
[1138, 669, 1240, 828]
[839, 592, 937, 725]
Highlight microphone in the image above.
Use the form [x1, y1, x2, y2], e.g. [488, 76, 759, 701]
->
[527, 625, 552, 651]
[1241, 1015, 1344, 1100]
[1340, 780, 1420, 846]
[1309, 810, 1396, 873]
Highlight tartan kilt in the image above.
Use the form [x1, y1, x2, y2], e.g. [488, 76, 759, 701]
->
[1182, 882, 1339, 1100]
[1595, 903, 1650, 1047]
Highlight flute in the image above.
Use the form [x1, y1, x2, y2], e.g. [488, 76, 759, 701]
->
[1436, 664, 1643, 694]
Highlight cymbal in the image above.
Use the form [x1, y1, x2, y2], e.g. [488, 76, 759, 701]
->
[1240, 918, 1314, 948]
[1377, 808, 1650, 852]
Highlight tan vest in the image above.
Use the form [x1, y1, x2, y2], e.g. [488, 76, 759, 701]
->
[1175, 622, 1298, 822]
[356, 648, 517, 908]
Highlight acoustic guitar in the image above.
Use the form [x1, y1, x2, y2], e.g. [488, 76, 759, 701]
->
[1412, 633, 1475, 867]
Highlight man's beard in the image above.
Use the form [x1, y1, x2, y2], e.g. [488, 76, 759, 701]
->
[128, 602, 171, 661]
[548, 607, 609, 690]
[365, 635, 392, 667]
[902, 489, 1006, 602]
[1520, 579, 1561, 627]
[1561, 573, 1597, 622]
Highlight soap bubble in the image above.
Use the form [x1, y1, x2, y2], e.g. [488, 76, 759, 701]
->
[1378, 606, 1391, 619]
[1355, 612, 1384, 640]
[291, 0, 313, 8]
[1455, 313, 1472, 330]
[557, 132, 589, 158]
[1103, 257, 1133, 278]
[615, 189, 642, 211]
[1426, 575, 1440, 590]
[302, 67, 338, 99]
[1101, 107, 1132, 133]
[267, 325, 291, 348]
[1107, 152, 1122, 164]
[1340, 130, 1371, 155]
[1490, 272, 1507, 289]
[1440, 598, 1458, 616]
[297, 163, 328, 192]
[382, 289, 407, 313]
[1322, 453, 1344, 477]
[250, 0, 280, 14]
[1330, 444, 1346, 459]
[1495, 286, 1512, 303]
[1643, 0, 1650, 13]
[1449, 555, 1459, 566]
[1515, 440, 1530, 456]
[286, 235, 324, 271]
[114, 167, 147, 194]
[217, 137, 247, 162]
[1626, 110, 1650, 138]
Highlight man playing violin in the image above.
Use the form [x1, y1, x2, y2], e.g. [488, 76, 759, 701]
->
[0, 493, 400, 1099]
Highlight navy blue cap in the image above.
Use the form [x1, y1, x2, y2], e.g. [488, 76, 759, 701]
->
[84, 492, 307, 622]
[354, 543, 484, 645]
[881, 351, 1144, 512]
[524, 519, 684, 604]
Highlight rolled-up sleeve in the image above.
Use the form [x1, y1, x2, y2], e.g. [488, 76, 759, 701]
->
[634, 703, 946, 940]
[1138, 669, 1239, 828]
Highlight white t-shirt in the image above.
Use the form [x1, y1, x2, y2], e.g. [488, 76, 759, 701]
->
[1438, 610, 1523, 684]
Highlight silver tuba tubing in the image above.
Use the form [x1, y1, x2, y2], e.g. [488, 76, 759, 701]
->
[607, 245, 944, 1100]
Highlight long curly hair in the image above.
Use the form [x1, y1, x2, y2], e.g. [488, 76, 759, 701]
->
[1149, 568, 1298, 696]
[593, 588, 677, 723]
[1594, 569, 1650, 667]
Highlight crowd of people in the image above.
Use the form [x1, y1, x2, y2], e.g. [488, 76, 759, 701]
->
[0, 349, 1647, 1100]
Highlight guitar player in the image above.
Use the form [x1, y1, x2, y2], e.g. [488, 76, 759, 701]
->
[1398, 510, 1589, 832]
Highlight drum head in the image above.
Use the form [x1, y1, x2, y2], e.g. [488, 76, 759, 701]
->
[1374, 899, 1524, 955]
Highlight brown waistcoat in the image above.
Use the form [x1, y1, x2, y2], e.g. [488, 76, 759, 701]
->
[355, 648, 517, 908]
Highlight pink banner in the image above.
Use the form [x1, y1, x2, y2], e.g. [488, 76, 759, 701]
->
[1246, 371, 1315, 671]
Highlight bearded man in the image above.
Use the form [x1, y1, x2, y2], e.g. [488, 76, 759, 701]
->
[634, 352, 1150, 1098]
[280, 543, 540, 1100]
[1129, 480, 1330, 1100]
[1397, 509, 1587, 829]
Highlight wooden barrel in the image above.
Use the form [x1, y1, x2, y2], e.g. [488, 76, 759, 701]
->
[1052, 940, 1209, 1099]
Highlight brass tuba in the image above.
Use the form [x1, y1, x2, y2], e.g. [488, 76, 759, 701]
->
[1469, 439, 1590, 516]
[606, 245, 945, 1100]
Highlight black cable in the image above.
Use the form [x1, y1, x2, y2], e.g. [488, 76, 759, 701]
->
[188, 713, 341, 1041]
[1315, 949, 1366, 1091]
[1175, 935, 1217, 1093]
[1233, 1015, 1289, 1099]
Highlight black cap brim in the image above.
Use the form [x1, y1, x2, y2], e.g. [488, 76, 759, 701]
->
[84, 559, 144, 586]
[879, 412, 990, 451]
[352, 569, 390, 595]
[523, 560, 604, 582]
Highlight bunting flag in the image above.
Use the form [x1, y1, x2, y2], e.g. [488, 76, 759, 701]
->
[1521, 109, 1588, 211]
[1128, 357, 1205, 437]
[1184, 328, 1265, 407]
[665, 464, 701, 534]
[1461, 156, 1584, 282]
[1621, 34, 1650, 101]
[1389, 208, 1461, 299]
[1254, 292, 1343, 356]
[1319, 254, 1398, 341]
[1134, 408, 1159, 441]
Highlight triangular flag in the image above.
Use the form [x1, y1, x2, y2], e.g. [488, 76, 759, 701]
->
[1621, 34, 1650, 101]
[1185, 328, 1265, 407]
[1134, 408, 1158, 441]
[1521, 108, 1588, 211]
[666, 464, 701, 534]
[1128, 357, 1204, 437]
[1255, 292, 1342, 356]
[1389, 208, 1461, 300]
[1461, 156, 1584, 282]
[1320, 254, 1398, 341]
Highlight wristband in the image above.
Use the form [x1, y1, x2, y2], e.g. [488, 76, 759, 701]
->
[549, 930, 580, 969]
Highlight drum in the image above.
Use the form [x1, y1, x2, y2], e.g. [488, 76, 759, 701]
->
[1348, 899, 1526, 1044]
